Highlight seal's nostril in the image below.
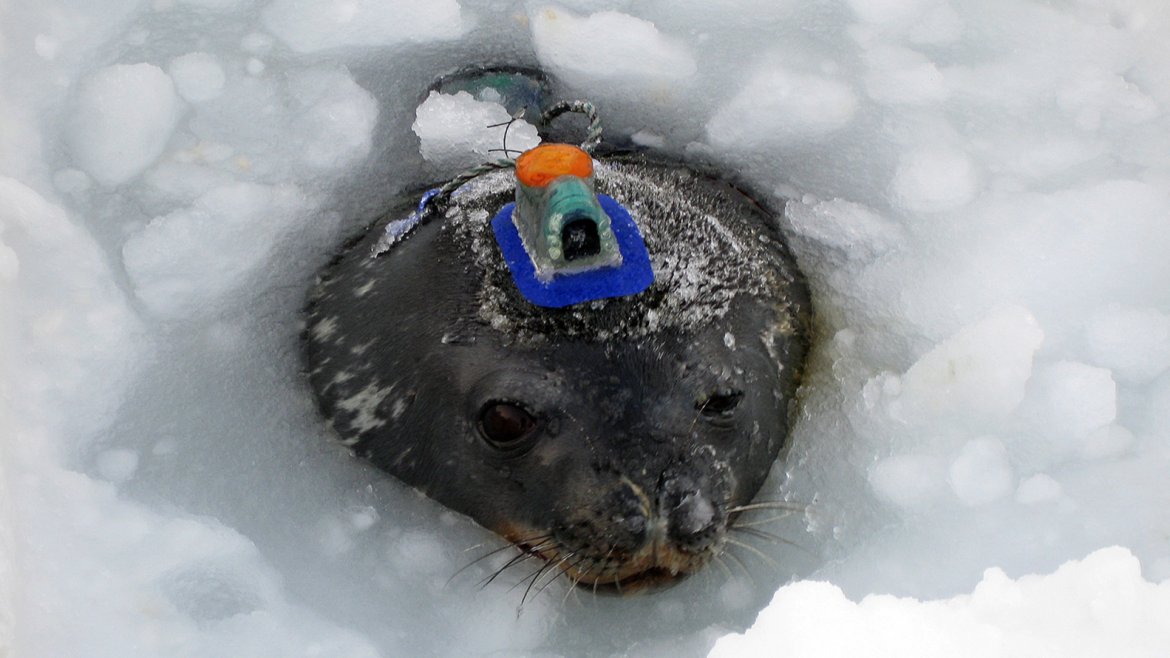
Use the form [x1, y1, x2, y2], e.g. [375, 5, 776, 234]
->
[673, 487, 716, 538]
[670, 491, 716, 537]
[615, 511, 647, 538]
[602, 482, 652, 547]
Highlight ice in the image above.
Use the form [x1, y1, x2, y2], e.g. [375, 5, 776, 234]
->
[1083, 305, 1170, 384]
[4, 0, 1170, 655]
[262, 0, 465, 53]
[181, 65, 378, 181]
[860, 45, 948, 106]
[707, 65, 858, 149]
[122, 183, 317, 318]
[948, 437, 1013, 507]
[532, 7, 697, 83]
[889, 147, 979, 214]
[868, 454, 947, 509]
[1021, 361, 1117, 443]
[175, 0, 248, 9]
[69, 64, 182, 186]
[1015, 474, 1062, 506]
[784, 196, 903, 258]
[412, 91, 541, 170]
[168, 53, 226, 103]
[888, 307, 1045, 427]
[95, 448, 140, 483]
[711, 548, 1170, 658]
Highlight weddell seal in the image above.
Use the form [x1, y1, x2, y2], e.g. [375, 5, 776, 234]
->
[304, 100, 811, 593]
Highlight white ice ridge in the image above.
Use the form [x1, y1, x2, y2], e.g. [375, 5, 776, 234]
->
[711, 547, 1170, 658]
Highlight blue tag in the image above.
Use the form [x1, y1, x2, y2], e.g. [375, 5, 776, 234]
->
[372, 188, 441, 257]
[491, 194, 654, 308]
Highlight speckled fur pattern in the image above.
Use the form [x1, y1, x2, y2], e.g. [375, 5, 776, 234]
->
[304, 154, 811, 591]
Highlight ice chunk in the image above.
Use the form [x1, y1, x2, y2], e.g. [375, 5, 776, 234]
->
[707, 65, 857, 149]
[0, 238, 17, 282]
[122, 183, 313, 317]
[784, 196, 903, 258]
[1080, 424, 1135, 460]
[948, 437, 1012, 507]
[284, 67, 379, 171]
[890, 146, 979, 214]
[240, 32, 274, 53]
[846, 0, 942, 28]
[412, 91, 541, 171]
[246, 57, 265, 76]
[0, 177, 140, 439]
[1057, 69, 1159, 130]
[68, 63, 182, 186]
[890, 307, 1045, 426]
[630, 130, 665, 149]
[175, 0, 248, 9]
[1015, 473, 1062, 505]
[262, 0, 464, 53]
[95, 448, 139, 483]
[1083, 305, 1170, 384]
[1022, 360, 1116, 441]
[868, 453, 947, 508]
[168, 52, 226, 103]
[862, 45, 948, 106]
[182, 65, 377, 178]
[531, 7, 697, 83]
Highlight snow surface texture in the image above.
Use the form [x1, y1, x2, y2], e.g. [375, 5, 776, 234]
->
[2, 0, 1170, 656]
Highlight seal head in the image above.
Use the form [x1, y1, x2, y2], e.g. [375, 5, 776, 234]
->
[305, 157, 810, 591]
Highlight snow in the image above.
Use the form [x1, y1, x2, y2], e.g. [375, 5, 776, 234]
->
[413, 91, 541, 170]
[711, 547, 1170, 658]
[2, 0, 1170, 656]
[261, 0, 466, 53]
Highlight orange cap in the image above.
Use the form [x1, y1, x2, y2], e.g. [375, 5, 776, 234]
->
[515, 143, 593, 188]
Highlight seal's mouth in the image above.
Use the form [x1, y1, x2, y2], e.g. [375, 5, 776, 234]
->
[580, 566, 687, 594]
[508, 534, 717, 595]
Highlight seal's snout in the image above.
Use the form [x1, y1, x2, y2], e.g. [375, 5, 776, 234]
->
[541, 446, 733, 592]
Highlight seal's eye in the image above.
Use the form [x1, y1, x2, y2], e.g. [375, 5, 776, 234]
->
[697, 388, 744, 418]
[478, 401, 538, 449]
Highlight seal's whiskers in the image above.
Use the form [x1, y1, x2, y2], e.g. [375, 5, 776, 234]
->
[729, 512, 797, 528]
[480, 538, 558, 589]
[725, 537, 781, 570]
[449, 533, 552, 587]
[726, 501, 808, 514]
[729, 526, 796, 547]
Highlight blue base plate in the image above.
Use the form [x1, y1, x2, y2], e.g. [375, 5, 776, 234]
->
[491, 194, 654, 308]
